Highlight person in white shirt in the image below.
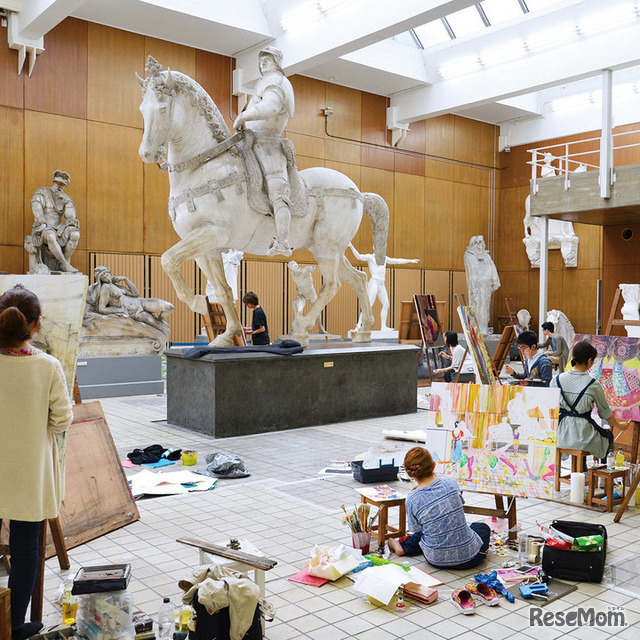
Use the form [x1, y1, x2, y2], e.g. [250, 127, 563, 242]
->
[435, 331, 466, 382]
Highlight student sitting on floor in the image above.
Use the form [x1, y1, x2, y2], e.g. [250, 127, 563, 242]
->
[552, 340, 622, 460]
[434, 330, 466, 382]
[388, 447, 490, 570]
[504, 329, 553, 386]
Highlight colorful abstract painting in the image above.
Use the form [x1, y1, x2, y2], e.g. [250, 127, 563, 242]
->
[428, 382, 560, 498]
[457, 306, 497, 384]
[570, 334, 640, 421]
[414, 295, 444, 348]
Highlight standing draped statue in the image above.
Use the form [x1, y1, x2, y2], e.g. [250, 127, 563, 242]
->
[464, 235, 500, 335]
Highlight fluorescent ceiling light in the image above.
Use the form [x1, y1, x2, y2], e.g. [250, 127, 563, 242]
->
[613, 82, 639, 101]
[525, 22, 576, 52]
[525, 0, 564, 10]
[446, 5, 486, 38]
[480, 0, 526, 26]
[439, 54, 481, 79]
[280, 1, 319, 31]
[413, 20, 451, 47]
[481, 39, 526, 66]
[579, 4, 637, 37]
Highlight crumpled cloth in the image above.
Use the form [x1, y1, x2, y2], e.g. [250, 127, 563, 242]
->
[179, 563, 260, 640]
[474, 570, 515, 603]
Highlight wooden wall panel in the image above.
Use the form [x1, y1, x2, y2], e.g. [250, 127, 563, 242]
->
[89, 253, 146, 295]
[145, 38, 195, 78]
[356, 167, 394, 253]
[242, 261, 287, 338]
[0, 107, 24, 247]
[361, 92, 387, 146]
[87, 122, 143, 252]
[394, 151, 425, 176]
[325, 84, 361, 141]
[425, 178, 453, 270]
[23, 111, 87, 250]
[288, 75, 326, 138]
[362, 146, 395, 171]
[324, 160, 361, 188]
[325, 139, 360, 165]
[325, 267, 358, 337]
[24, 18, 87, 119]
[496, 186, 530, 271]
[143, 163, 176, 255]
[149, 255, 197, 343]
[451, 270, 467, 332]
[0, 40, 23, 109]
[562, 268, 600, 335]
[392, 268, 421, 331]
[287, 132, 324, 160]
[87, 23, 144, 128]
[452, 183, 481, 271]
[454, 116, 496, 167]
[393, 172, 424, 260]
[195, 50, 235, 132]
[398, 119, 426, 155]
[493, 271, 530, 326]
[425, 115, 455, 160]
[0, 245, 24, 274]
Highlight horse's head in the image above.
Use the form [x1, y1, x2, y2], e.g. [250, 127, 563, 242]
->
[138, 56, 180, 164]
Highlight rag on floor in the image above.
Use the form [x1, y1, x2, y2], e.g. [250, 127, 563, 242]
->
[179, 563, 260, 640]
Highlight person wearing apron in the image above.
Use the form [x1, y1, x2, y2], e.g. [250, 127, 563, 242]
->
[552, 340, 621, 459]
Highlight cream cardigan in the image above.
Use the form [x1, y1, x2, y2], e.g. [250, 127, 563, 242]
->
[0, 351, 73, 521]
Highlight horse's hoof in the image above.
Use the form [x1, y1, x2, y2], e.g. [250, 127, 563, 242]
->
[288, 333, 309, 348]
[352, 330, 371, 343]
[210, 336, 233, 347]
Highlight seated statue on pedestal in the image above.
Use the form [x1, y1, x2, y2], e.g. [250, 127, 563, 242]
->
[25, 170, 80, 274]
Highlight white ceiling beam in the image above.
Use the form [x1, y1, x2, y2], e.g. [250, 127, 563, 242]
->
[235, 0, 477, 87]
[392, 24, 640, 124]
[11, 0, 85, 39]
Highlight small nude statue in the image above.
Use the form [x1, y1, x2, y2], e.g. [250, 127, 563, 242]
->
[288, 261, 326, 334]
[463, 235, 500, 336]
[206, 249, 244, 303]
[25, 170, 80, 274]
[348, 243, 419, 331]
[86, 266, 174, 338]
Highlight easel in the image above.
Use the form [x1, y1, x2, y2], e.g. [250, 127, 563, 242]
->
[398, 300, 423, 360]
[202, 301, 246, 346]
[491, 298, 524, 376]
[413, 294, 447, 382]
[605, 288, 640, 335]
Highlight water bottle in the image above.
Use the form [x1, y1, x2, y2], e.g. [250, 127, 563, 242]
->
[158, 597, 175, 640]
[615, 448, 626, 470]
[606, 451, 615, 471]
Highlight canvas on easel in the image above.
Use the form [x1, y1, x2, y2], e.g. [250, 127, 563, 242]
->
[457, 304, 498, 385]
[413, 294, 445, 348]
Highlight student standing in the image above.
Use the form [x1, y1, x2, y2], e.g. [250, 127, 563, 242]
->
[242, 291, 270, 345]
[0, 286, 73, 640]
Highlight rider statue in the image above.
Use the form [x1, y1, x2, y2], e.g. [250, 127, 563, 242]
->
[25, 170, 80, 274]
[233, 46, 295, 257]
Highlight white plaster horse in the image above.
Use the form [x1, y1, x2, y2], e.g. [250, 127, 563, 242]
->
[137, 58, 388, 346]
[523, 195, 579, 268]
[546, 309, 575, 349]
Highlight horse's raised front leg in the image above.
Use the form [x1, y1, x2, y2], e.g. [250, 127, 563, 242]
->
[161, 225, 220, 318]
[289, 257, 341, 347]
[339, 256, 373, 342]
[196, 254, 242, 346]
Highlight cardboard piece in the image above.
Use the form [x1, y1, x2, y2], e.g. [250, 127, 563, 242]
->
[507, 578, 577, 606]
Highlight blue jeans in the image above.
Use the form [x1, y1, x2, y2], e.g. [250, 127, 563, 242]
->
[400, 522, 491, 570]
[0, 519, 42, 628]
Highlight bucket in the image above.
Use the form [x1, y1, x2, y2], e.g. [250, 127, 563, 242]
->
[182, 450, 197, 466]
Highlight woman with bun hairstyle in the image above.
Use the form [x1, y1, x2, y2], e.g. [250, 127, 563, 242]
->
[388, 447, 490, 569]
[0, 285, 73, 640]
[552, 339, 621, 459]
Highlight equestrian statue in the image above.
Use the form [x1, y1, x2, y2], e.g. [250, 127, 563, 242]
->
[137, 51, 389, 346]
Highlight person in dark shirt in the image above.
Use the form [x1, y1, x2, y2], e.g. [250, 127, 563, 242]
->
[242, 291, 270, 345]
[504, 329, 553, 386]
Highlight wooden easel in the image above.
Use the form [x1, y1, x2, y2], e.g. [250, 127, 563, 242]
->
[413, 294, 447, 381]
[605, 288, 640, 335]
[505, 297, 519, 327]
[398, 300, 423, 361]
[491, 300, 523, 375]
[202, 301, 246, 346]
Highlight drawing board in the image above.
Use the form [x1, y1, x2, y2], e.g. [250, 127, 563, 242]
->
[428, 382, 559, 498]
[457, 305, 497, 384]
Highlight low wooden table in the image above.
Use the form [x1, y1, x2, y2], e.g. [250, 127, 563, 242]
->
[587, 467, 631, 512]
[462, 492, 518, 542]
[359, 495, 407, 548]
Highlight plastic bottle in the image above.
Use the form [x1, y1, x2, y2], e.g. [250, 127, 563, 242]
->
[615, 448, 625, 470]
[606, 451, 615, 471]
[158, 597, 175, 640]
[61, 582, 78, 625]
[395, 593, 405, 614]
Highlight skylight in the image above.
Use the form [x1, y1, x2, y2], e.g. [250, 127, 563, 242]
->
[481, 0, 527, 26]
[445, 5, 486, 38]
[412, 20, 450, 48]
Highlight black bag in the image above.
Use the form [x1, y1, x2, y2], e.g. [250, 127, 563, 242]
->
[541, 520, 607, 582]
[189, 593, 262, 640]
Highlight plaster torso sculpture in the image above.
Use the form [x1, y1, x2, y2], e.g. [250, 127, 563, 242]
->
[138, 54, 389, 347]
[620, 284, 640, 338]
[233, 47, 295, 258]
[348, 244, 419, 331]
[517, 309, 531, 330]
[82, 266, 174, 355]
[545, 309, 575, 351]
[206, 249, 244, 303]
[25, 170, 80, 274]
[288, 261, 326, 334]
[463, 236, 500, 336]
[523, 160, 579, 268]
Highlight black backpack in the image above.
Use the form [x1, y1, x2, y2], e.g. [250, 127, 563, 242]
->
[189, 593, 262, 640]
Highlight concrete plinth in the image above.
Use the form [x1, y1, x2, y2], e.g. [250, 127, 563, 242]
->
[166, 342, 418, 437]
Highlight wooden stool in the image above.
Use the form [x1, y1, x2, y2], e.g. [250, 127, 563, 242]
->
[587, 467, 631, 512]
[359, 495, 406, 549]
[555, 448, 590, 492]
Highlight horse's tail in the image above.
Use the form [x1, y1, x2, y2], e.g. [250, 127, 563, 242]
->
[362, 193, 389, 266]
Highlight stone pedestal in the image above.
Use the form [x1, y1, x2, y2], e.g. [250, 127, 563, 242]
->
[166, 342, 418, 437]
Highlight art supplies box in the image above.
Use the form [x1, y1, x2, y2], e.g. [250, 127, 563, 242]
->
[72, 563, 132, 594]
[351, 460, 399, 483]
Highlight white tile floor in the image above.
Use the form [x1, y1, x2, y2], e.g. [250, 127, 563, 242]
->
[4, 389, 639, 639]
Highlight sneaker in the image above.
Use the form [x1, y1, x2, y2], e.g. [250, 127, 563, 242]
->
[450, 588, 476, 614]
[465, 581, 500, 606]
